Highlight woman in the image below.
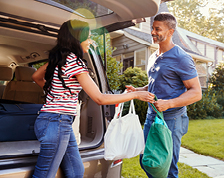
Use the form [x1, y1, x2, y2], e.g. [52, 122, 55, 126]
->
[32, 19, 154, 178]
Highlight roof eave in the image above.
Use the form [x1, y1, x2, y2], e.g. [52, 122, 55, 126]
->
[188, 52, 214, 63]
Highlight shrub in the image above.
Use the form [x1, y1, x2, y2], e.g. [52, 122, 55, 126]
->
[119, 67, 149, 124]
[187, 89, 223, 119]
[209, 63, 224, 93]
[119, 67, 148, 91]
[188, 63, 224, 119]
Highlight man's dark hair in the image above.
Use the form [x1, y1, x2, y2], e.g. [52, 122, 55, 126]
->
[154, 12, 177, 30]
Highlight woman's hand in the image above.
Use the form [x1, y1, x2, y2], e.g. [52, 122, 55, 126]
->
[32, 63, 48, 88]
[135, 91, 155, 103]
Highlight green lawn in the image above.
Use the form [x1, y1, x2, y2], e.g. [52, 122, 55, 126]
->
[181, 119, 224, 160]
[122, 119, 224, 177]
[121, 155, 210, 178]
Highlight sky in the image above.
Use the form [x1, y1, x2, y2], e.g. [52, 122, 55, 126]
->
[200, 1, 222, 17]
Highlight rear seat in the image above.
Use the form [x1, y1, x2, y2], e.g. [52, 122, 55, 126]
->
[2, 66, 45, 104]
[0, 66, 13, 99]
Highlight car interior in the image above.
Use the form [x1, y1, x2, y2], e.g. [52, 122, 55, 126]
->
[0, 0, 162, 158]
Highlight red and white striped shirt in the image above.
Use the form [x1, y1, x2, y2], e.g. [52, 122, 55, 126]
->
[40, 53, 88, 116]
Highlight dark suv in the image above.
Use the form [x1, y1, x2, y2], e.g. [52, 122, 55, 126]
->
[0, 0, 162, 177]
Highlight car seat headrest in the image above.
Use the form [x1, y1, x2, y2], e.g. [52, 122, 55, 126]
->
[15, 66, 36, 82]
[0, 66, 13, 81]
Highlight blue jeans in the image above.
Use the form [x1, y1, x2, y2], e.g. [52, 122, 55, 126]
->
[33, 112, 84, 178]
[140, 108, 189, 178]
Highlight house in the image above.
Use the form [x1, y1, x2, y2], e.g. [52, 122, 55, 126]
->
[110, 2, 224, 89]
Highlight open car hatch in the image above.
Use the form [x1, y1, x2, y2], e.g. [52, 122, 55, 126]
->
[0, 0, 162, 30]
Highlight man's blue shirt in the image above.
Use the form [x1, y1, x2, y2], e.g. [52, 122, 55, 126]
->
[147, 45, 198, 114]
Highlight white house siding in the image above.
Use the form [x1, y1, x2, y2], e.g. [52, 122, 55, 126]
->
[206, 45, 215, 60]
[135, 48, 147, 71]
[217, 49, 223, 64]
[197, 42, 205, 56]
[112, 35, 147, 56]
[141, 17, 151, 34]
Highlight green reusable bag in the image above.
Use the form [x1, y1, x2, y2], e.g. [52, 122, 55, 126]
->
[142, 96, 173, 178]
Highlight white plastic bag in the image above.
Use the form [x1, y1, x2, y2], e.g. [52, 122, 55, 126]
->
[104, 100, 145, 160]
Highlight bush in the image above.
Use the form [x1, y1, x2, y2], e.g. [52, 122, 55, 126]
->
[119, 67, 149, 124]
[187, 89, 223, 119]
[209, 63, 224, 93]
[188, 63, 224, 119]
[119, 67, 148, 91]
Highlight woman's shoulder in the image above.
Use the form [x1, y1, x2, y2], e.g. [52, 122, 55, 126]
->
[67, 52, 77, 60]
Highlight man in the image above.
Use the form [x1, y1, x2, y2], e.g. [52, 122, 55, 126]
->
[126, 12, 202, 177]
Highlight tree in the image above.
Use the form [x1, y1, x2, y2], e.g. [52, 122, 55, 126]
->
[167, 0, 224, 43]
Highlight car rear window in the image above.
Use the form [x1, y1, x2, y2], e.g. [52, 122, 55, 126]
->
[37, 0, 113, 18]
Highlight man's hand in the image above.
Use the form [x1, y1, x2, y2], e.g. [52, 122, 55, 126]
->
[125, 85, 148, 92]
[154, 99, 170, 112]
[125, 85, 136, 92]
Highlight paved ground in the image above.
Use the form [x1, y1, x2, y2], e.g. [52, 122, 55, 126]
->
[179, 147, 224, 178]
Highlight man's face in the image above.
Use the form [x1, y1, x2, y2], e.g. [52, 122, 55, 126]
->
[151, 21, 171, 44]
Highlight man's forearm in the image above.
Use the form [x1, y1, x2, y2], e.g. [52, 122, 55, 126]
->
[154, 77, 202, 112]
[168, 88, 202, 109]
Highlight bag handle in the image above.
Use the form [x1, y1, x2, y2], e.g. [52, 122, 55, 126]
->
[114, 102, 124, 119]
[113, 99, 136, 120]
[150, 96, 165, 123]
[150, 96, 169, 127]
[128, 100, 136, 115]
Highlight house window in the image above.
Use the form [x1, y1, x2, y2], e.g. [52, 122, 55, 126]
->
[122, 52, 134, 72]
[135, 48, 146, 71]
[123, 57, 134, 71]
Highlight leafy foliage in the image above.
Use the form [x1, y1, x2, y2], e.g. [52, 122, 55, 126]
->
[119, 67, 148, 92]
[119, 67, 149, 124]
[91, 33, 122, 90]
[167, 0, 224, 43]
[187, 89, 223, 119]
[209, 63, 224, 93]
[187, 63, 224, 119]
[32, 62, 47, 69]
[209, 63, 224, 110]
